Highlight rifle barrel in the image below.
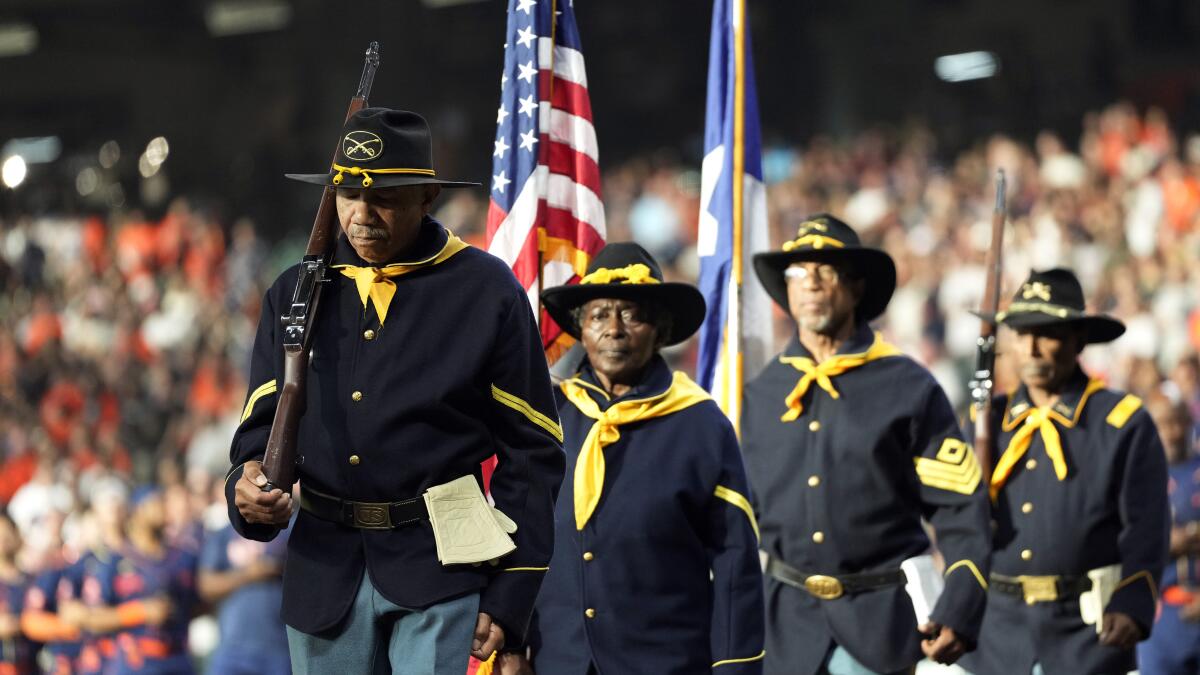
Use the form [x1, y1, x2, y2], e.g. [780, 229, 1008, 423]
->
[261, 42, 381, 492]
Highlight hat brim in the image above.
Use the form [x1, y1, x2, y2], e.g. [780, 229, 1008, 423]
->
[989, 310, 1126, 344]
[284, 173, 480, 189]
[541, 283, 707, 347]
[752, 247, 897, 322]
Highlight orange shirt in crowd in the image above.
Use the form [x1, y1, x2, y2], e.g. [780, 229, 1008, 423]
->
[115, 220, 159, 283]
[189, 360, 241, 418]
[0, 452, 36, 503]
[1162, 174, 1200, 233]
[23, 312, 61, 358]
[82, 216, 109, 274]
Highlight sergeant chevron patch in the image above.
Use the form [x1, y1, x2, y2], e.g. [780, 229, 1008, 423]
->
[914, 438, 982, 495]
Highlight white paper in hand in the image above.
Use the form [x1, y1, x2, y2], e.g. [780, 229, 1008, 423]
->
[424, 475, 517, 565]
[902, 554, 945, 626]
[1080, 564, 1122, 634]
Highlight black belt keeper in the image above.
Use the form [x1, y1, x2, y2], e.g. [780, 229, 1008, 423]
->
[300, 485, 429, 530]
[765, 555, 907, 600]
[989, 573, 1092, 603]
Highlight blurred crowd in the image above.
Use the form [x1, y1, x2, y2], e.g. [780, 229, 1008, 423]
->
[1, 100, 1199, 671]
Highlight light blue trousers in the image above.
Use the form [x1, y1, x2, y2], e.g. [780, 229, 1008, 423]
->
[823, 646, 915, 675]
[286, 573, 480, 675]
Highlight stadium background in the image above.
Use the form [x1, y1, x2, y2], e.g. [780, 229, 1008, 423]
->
[2, 0, 1200, 671]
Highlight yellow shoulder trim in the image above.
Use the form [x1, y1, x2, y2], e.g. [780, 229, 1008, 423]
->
[501, 566, 549, 572]
[240, 379, 278, 423]
[714, 485, 760, 541]
[913, 438, 982, 495]
[1106, 394, 1143, 429]
[1114, 570, 1158, 600]
[944, 560, 988, 590]
[714, 650, 766, 667]
[491, 384, 564, 442]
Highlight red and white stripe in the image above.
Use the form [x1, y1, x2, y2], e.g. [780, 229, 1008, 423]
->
[486, 37, 606, 348]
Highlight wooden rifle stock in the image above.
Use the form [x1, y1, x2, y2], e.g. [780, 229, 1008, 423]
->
[261, 42, 381, 492]
[969, 170, 1007, 482]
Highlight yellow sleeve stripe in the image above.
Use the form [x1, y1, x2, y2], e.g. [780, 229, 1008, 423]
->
[1114, 570, 1158, 600]
[501, 567, 549, 572]
[1106, 394, 1143, 429]
[240, 379, 278, 423]
[713, 650, 765, 667]
[714, 485, 760, 541]
[913, 455, 982, 495]
[490, 384, 564, 442]
[944, 560, 988, 590]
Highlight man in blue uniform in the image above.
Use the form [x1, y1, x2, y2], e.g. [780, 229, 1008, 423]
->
[962, 267, 1169, 675]
[227, 108, 564, 674]
[0, 512, 34, 675]
[1138, 394, 1200, 675]
[68, 488, 192, 674]
[21, 518, 84, 675]
[740, 215, 991, 675]
[197, 519, 290, 675]
[502, 243, 764, 674]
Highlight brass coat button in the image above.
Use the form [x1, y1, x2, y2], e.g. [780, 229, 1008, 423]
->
[808, 475, 820, 487]
[1026, 458, 1037, 470]
[809, 420, 821, 432]
[364, 329, 376, 341]
[349, 455, 360, 466]
[352, 391, 363, 402]
[812, 531, 825, 544]
[1022, 502, 1034, 514]
[585, 608, 596, 618]
[583, 552, 594, 561]
[1021, 549, 1033, 561]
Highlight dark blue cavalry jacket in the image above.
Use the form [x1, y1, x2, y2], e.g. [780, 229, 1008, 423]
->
[961, 368, 1169, 675]
[224, 218, 565, 644]
[740, 325, 991, 675]
[529, 356, 765, 674]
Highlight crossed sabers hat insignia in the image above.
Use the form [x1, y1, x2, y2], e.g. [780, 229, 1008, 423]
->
[343, 131, 383, 161]
[1021, 282, 1052, 302]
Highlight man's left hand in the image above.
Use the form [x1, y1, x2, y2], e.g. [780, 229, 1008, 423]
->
[1098, 612, 1142, 649]
[471, 612, 505, 661]
[918, 622, 968, 665]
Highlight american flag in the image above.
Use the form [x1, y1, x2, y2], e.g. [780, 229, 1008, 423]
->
[486, 0, 605, 362]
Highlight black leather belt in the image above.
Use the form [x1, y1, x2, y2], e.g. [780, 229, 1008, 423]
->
[990, 573, 1091, 604]
[765, 555, 907, 600]
[300, 485, 428, 530]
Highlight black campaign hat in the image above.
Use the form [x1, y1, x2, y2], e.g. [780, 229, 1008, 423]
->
[541, 242, 707, 347]
[752, 213, 897, 321]
[989, 267, 1125, 344]
[286, 108, 479, 189]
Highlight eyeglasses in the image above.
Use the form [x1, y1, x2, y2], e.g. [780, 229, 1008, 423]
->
[784, 263, 842, 284]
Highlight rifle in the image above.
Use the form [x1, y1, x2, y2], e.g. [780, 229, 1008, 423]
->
[261, 42, 381, 492]
[968, 170, 1006, 480]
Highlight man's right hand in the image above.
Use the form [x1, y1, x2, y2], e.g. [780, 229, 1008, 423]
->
[234, 461, 293, 526]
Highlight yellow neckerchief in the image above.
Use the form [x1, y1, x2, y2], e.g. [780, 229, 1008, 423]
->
[778, 332, 902, 422]
[989, 378, 1105, 500]
[333, 232, 468, 325]
[561, 370, 711, 530]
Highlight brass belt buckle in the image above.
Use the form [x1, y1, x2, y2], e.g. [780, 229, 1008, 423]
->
[803, 574, 844, 600]
[351, 502, 392, 529]
[1019, 575, 1058, 605]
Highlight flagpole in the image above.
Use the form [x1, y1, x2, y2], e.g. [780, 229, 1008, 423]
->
[727, 0, 746, 431]
[535, 0, 561, 338]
